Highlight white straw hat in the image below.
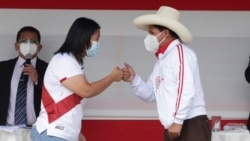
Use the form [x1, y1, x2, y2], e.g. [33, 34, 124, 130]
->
[133, 6, 193, 44]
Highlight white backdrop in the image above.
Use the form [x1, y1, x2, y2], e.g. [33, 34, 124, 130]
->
[0, 9, 249, 119]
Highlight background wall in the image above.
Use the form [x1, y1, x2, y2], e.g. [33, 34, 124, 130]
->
[1, 3, 249, 141]
[1, 9, 249, 120]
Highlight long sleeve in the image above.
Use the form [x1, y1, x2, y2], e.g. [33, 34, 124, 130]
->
[131, 74, 156, 103]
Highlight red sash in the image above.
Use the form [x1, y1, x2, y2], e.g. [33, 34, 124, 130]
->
[42, 85, 83, 123]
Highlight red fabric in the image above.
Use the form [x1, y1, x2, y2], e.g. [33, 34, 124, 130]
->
[42, 85, 82, 123]
[60, 77, 67, 83]
[82, 120, 164, 141]
[81, 119, 248, 141]
[1, 0, 250, 10]
[155, 40, 174, 58]
[175, 44, 184, 117]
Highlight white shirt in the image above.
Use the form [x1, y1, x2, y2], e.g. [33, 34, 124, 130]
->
[131, 39, 207, 129]
[7, 57, 37, 125]
[35, 53, 84, 141]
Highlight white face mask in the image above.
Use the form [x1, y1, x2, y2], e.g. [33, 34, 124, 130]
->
[19, 40, 38, 57]
[144, 32, 165, 52]
[86, 41, 100, 57]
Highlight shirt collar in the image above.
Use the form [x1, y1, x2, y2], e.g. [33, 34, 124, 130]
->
[155, 39, 174, 59]
[17, 56, 37, 68]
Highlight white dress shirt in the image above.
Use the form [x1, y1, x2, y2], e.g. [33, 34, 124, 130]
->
[7, 57, 37, 125]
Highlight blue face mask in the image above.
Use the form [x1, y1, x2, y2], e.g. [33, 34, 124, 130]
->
[86, 41, 100, 57]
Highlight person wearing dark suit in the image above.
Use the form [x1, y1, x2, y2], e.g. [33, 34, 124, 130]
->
[244, 55, 250, 131]
[0, 26, 48, 126]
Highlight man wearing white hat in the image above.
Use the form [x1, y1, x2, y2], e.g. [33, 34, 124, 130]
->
[122, 6, 211, 141]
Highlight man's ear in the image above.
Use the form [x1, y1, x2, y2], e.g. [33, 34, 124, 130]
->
[163, 29, 169, 37]
[37, 44, 42, 52]
[14, 42, 19, 51]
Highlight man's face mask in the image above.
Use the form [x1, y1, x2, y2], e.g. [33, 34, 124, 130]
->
[19, 39, 38, 57]
[144, 32, 165, 52]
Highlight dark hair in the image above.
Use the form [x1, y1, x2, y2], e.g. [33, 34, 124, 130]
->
[16, 26, 41, 43]
[153, 25, 179, 39]
[54, 17, 101, 64]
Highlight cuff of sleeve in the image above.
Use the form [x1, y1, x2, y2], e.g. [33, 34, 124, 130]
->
[173, 118, 184, 125]
[130, 75, 140, 86]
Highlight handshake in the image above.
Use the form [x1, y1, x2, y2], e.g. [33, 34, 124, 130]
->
[110, 62, 135, 82]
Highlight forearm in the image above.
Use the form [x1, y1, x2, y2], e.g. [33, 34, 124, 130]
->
[62, 72, 120, 98]
[87, 74, 114, 98]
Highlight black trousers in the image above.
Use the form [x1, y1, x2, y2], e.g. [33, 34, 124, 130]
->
[164, 115, 211, 141]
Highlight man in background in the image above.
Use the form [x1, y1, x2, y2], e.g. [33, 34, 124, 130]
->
[0, 26, 48, 126]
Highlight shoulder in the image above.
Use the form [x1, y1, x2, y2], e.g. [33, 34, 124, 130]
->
[179, 44, 196, 54]
[48, 53, 79, 70]
[37, 58, 48, 64]
[0, 57, 18, 66]
[168, 44, 197, 58]
[36, 58, 48, 71]
[52, 53, 76, 64]
[179, 44, 198, 60]
[0, 58, 18, 74]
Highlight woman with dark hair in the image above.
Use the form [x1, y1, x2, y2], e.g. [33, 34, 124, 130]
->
[244, 55, 250, 131]
[30, 17, 123, 141]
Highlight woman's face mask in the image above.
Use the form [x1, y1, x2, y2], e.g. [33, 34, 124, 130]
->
[144, 32, 165, 52]
[19, 40, 38, 57]
[86, 41, 100, 57]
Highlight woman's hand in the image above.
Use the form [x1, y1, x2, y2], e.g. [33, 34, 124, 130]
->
[110, 67, 123, 82]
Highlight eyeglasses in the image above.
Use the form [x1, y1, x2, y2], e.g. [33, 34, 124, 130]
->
[18, 39, 39, 45]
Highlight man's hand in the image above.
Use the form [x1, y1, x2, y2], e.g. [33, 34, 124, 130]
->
[168, 123, 182, 139]
[23, 64, 38, 83]
[122, 62, 135, 82]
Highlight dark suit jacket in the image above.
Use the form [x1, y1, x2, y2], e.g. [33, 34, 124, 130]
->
[245, 58, 250, 130]
[245, 59, 250, 83]
[0, 57, 48, 125]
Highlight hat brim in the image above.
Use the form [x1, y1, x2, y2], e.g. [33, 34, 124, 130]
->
[133, 14, 193, 44]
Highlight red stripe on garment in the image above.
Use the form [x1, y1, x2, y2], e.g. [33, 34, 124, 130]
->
[42, 85, 83, 123]
[174, 45, 184, 117]
[60, 77, 67, 83]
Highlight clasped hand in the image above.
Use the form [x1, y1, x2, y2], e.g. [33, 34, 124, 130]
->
[110, 62, 135, 82]
[23, 64, 38, 83]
